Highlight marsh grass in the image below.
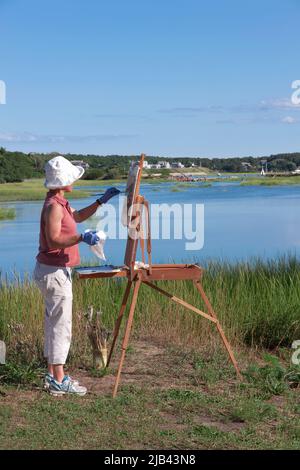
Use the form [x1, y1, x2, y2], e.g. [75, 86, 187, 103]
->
[0, 256, 299, 367]
[0, 178, 174, 202]
[0, 208, 15, 220]
[241, 176, 300, 186]
[0, 180, 91, 202]
[170, 187, 183, 192]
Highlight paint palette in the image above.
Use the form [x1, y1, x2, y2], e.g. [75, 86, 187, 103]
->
[75, 265, 124, 275]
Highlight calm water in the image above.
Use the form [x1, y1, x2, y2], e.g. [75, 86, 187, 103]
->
[0, 181, 299, 278]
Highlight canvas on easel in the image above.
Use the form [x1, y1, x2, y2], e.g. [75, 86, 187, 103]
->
[75, 153, 241, 397]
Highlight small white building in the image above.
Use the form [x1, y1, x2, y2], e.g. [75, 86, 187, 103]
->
[150, 163, 161, 169]
[143, 160, 151, 169]
[171, 162, 185, 169]
[158, 160, 171, 169]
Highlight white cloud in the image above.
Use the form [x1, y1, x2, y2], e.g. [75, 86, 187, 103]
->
[0, 132, 138, 143]
[259, 98, 300, 111]
[281, 116, 297, 124]
[158, 98, 300, 117]
[158, 106, 225, 115]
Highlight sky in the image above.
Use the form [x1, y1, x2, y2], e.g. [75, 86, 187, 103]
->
[0, 0, 299, 157]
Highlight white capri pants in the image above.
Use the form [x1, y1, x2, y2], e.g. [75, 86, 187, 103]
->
[33, 261, 73, 364]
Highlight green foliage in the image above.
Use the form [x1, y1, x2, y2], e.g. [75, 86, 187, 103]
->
[0, 347, 299, 449]
[1, 256, 300, 370]
[0, 208, 15, 220]
[228, 399, 277, 423]
[0, 362, 40, 386]
[0, 180, 91, 202]
[102, 167, 125, 180]
[244, 354, 300, 396]
[241, 175, 300, 186]
[1, 148, 300, 183]
[82, 169, 104, 180]
[268, 159, 296, 172]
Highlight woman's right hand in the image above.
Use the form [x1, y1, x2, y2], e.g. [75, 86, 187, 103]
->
[81, 230, 100, 246]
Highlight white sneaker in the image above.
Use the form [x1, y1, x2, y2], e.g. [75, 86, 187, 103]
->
[49, 377, 87, 397]
[44, 373, 79, 390]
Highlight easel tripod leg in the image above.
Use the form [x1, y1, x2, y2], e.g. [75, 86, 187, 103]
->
[107, 280, 132, 367]
[112, 279, 142, 398]
[193, 280, 242, 379]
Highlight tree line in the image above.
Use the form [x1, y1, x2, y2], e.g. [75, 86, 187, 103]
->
[0, 147, 300, 183]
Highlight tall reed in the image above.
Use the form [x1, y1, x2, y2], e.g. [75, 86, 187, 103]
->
[0, 256, 299, 366]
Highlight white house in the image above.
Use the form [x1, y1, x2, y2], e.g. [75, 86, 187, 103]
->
[158, 160, 171, 169]
[150, 163, 161, 169]
[171, 162, 185, 168]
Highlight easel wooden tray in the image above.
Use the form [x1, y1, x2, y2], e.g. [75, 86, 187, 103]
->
[76, 263, 203, 281]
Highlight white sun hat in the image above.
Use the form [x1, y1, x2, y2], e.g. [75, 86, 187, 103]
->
[44, 156, 85, 189]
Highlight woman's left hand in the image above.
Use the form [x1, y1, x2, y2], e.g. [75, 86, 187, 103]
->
[97, 187, 121, 204]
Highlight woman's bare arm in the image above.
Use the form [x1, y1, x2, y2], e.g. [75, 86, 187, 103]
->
[72, 201, 100, 223]
[45, 204, 82, 249]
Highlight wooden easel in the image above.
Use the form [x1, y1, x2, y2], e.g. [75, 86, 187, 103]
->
[76, 154, 241, 397]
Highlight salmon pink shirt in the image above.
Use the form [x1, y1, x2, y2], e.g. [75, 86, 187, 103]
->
[37, 192, 80, 267]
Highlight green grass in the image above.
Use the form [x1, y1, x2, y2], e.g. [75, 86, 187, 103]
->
[241, 176, 300, 186]
[170, 182, 212, 191]
[0, 178, 177, 201]
[0, 348, 299, 450]
[0, 256, 300, 369]
[0, 208, 15, 220]
[2, 173, 299, 203]
[0, 256, 300, 449]
[0, 180, 92, 202]
[0, 362, 41, 386]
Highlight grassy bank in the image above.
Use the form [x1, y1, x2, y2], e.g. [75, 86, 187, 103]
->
[241, 176, 300, 186]
[0, 178, 170, 202]
[0, 208, 15, 220]
[1, 174, 300, 203]
[0, 256, 299, 449]
[0, 180, 94, 202]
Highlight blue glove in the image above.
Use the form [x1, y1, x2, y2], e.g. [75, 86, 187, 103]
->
[82, 230, 100, 246]
[97, 187, 120, 205]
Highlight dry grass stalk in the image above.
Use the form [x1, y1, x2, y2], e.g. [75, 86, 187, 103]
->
[85, 306, 110, 369]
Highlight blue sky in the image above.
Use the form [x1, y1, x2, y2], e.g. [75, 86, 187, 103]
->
[0, 0, 299, 157]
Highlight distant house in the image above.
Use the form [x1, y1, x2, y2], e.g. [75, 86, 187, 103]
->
[145, 160, 182, 170]
[71, 160, 90, 169]
[157, 160, 171, 169]
[149, 163, 161, 169]
[143, 161, 161, 169]
[171, 162, 185, 168]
